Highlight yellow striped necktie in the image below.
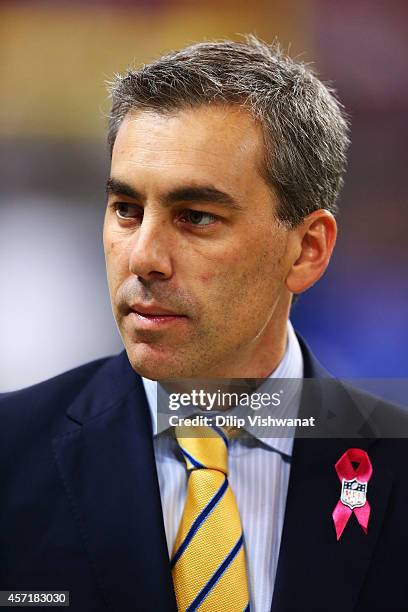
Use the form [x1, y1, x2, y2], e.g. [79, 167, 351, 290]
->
[171, 424, 250, 612]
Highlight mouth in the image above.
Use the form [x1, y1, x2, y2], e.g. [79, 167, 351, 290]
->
[126, 303, 188, 329]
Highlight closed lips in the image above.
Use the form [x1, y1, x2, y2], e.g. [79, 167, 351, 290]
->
[130, 305, 184, 317]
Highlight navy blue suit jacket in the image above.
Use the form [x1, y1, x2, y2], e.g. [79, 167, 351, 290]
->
[1, 340, 408, 612]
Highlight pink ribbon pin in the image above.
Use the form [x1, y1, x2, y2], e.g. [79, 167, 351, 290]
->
[332, 448, 373, 541]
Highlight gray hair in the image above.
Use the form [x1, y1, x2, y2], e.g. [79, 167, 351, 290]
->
[107, 35, 350, 227]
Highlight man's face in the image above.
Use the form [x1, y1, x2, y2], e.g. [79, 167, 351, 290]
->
[104, 105, 295, 379]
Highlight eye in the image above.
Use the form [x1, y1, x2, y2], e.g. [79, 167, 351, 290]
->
[180, 210, 217, 226]
[114, 203, 141, 219]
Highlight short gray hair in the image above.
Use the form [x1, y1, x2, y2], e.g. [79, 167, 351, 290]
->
[107, 35, 350, 227]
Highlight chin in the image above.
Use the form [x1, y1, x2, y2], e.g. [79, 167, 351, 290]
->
[124, 342, 190, 380]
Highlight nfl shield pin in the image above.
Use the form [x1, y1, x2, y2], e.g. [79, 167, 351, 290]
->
[340, 478, 367, 510]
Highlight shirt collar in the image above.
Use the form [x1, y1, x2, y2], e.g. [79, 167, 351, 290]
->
[142, 320, 303, 457]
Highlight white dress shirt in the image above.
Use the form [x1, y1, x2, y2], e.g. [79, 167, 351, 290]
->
[142, 320, 303, 612]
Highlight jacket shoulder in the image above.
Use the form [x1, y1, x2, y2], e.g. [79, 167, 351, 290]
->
[0, 357, 111, 427]
[344, 383, 408, 436]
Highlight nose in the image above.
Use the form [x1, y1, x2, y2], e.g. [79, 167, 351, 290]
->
[128, 211, 173, 281]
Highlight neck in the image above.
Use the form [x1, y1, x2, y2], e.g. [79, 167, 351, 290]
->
[200, 296, 291, 379]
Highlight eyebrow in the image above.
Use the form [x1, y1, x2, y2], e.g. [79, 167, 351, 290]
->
[106, 178, 141, 200]
[106, 177, 243, 211]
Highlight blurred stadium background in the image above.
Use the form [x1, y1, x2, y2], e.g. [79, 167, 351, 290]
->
[1, 0, 407, 391]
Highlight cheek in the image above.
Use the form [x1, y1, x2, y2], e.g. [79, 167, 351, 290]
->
[224, 245, 283, 303]
[103, 241, 117, 260]
[199, 273, 213, 283]
[196, 251, 242, 287]
[104, 238, 128, 288]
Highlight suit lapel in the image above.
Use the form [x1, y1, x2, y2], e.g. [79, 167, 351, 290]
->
[53, 352, 177, 612]
[271, 339, 393, 612]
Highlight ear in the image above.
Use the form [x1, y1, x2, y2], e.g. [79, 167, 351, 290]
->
[285, 210, 337, 294]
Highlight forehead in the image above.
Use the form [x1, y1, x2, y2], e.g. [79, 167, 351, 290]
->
[111, 105, 266, 195]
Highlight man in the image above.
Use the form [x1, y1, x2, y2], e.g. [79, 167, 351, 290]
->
[1, 36, 407, 612]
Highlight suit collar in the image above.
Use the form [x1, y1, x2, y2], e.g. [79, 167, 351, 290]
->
[297, 332, 332, 379]
[65, 350, 142, 426]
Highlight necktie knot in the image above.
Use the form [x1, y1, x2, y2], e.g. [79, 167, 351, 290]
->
[174, 424, 229, 475]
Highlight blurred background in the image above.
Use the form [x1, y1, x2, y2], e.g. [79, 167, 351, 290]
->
[1, 0, 407, 392]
